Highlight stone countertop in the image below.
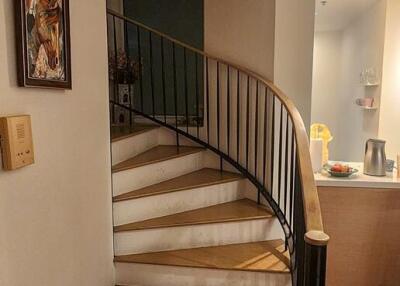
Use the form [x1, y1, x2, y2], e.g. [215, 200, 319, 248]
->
[315, 162, 400, 189]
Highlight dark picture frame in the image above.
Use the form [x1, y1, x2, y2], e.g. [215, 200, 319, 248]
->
[15, 0, 72, 89]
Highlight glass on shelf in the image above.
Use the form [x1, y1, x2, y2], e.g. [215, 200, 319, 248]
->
[360, 68, 380, 86]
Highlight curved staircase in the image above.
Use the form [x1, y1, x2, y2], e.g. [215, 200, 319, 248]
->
[107, 9, 329, 286]
[111, 125, 290, 286]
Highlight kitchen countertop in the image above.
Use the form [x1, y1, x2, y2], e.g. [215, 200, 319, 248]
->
[314, 162, 400, 189]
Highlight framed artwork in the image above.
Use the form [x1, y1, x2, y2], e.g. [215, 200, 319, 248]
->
[15, 0, 72, 89]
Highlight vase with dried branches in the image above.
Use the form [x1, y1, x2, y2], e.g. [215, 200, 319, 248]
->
[108, 49, 141, 84]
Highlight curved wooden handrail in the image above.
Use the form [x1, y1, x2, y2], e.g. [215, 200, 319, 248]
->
[107, 9, 329, 246]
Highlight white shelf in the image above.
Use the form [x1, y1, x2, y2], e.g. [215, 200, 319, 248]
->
[364, 82, 380, 87]
[360, 106, 378, 110]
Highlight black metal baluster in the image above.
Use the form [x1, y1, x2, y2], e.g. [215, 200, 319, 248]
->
[255, 82, 259, 203]
[255, 81, 259, 177]
[262, 87, 269, 187]
[284, 115, 291, 254]
[195, 54, 200, 138]
[290, 129, 296, 228]
[227, 65, 231, 157]
[112, 16, 118, 126]
[172, 42, 179, 147]
[246, 76, 250, 170]
[136, 25, 144, 112]
[294, 160, 306, 286]
[278, 103, 284, 207]
[160, 37, 167, 123]
[123, 16, 133, 127]
[236, 70, 240, 163]
[270, 95, 275, 197]
[284, 113, 289, 217]
[217, 62, 222, 171]
[149, 31, 155, 117]
[184, 48, 189, 133]
[206, 57, 210, 144]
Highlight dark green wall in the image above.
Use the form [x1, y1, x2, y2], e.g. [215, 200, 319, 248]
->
[124, 0, 204, 49]
[123, 0, 204, 117]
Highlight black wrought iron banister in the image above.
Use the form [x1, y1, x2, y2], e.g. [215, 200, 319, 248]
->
[107, 9, 329, 286]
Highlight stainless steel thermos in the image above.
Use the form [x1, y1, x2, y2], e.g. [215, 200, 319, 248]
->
[364, 139, 387, 177]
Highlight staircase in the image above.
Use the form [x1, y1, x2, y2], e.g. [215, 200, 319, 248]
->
[108, 9, 329, 286]
[111, 125, 290, 285]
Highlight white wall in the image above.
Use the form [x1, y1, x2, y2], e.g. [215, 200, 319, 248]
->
[311, 31, 343, 158]
[311, 0, 387, 161]
[274, 0, 316, 129]
[379, 0, 400, 159]
[204, 0, 275, 81]
[0, 1, 114, 286]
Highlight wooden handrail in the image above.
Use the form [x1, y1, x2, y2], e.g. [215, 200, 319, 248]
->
[107, 9, 329, 246]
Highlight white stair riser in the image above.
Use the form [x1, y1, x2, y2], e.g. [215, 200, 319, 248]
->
[114, 218, 283, 255]
[113, 180, 245, 226]
[158, 128, 198, 146]
[112, 152, 204, 196]
[112, 128, 159, 165]
[115, 263, 291, 286]
[111, 127, 197, 165]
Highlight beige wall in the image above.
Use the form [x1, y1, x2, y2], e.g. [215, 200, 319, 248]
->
[107, 0, 123, 13]
[0, 1, 114, 286]
[204, 0, 275, 81]
[274, 0, 315, 129]
[205, 0, 315, 128]
[379, 0, 400, 159]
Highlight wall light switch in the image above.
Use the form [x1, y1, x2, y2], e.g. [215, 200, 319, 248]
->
[0, 115, 34, 170]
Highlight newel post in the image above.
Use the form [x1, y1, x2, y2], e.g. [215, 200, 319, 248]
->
[304, 231, 330, 286]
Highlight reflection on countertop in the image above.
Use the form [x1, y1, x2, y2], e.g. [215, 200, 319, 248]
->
[314, 162, 400, 189]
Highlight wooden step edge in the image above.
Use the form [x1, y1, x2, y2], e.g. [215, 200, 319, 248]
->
[113, 258, 290, 274]
[112, 173, 244, 203]
[113, 214, 273, 232]
[111, 125, 159, 143]
[112, 146, 205, 173]
[114, 239, 290, 274]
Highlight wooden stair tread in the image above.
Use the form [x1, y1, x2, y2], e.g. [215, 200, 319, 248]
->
[114, 239, 290, 273]
[114, 199, 273, 232]
[112, 145, 204, 173]
[111, 125, 159, 142]
[113, 168, 243, 202]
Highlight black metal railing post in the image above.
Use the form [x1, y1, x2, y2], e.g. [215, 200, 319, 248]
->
[304, 242, 328, 286]
[172, 42, 179, 147]
[160, 37, 167, 123]
[149, 31, 155, 117]
[183, 48, 189, 133]
[136, 25, 144, 112]
[195, 54, 200, 138]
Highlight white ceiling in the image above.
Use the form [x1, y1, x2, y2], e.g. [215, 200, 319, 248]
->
[315, 0, 381, 31]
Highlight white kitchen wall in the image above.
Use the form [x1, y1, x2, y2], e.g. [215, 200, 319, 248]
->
[379, 0, 400, 160]
[0, 0, 114, 285]
[311, 31, 343, 159]
[311, 0, 387, 161]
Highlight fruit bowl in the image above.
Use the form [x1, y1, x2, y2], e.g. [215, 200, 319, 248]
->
[323, 164, 358, 178]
